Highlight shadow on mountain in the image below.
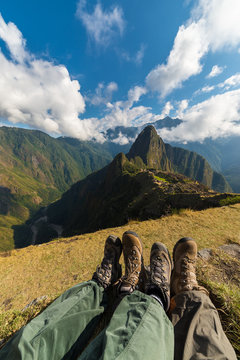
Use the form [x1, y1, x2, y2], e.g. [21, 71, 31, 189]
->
[13, 224, 33, 248]
[0, 187, 13, 215]
[14, 126, 240, 248]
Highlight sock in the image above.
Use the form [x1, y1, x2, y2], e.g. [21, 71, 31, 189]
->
[147, 287, 167, 310]
[150, 294, 164, 308]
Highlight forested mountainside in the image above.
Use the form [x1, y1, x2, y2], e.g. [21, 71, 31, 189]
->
[0, 127, 121, 250]
[26, 126, 235, 247]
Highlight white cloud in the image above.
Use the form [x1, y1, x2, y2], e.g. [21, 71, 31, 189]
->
[146, 21, 208, 97]
[176, 100, 189, 118]
[0, 14, 28, 63]
[112, 132, 135, 145]
[127, 86, 147, 105]
[76, 0, 125, 48]
[146, 0, 240, 97]
[0, 14, 104, 141]
[118, 44, 146, 65]
[195, 0, 240, 51]
[194, 85, 215, 95]
[96, 85, 164, 131]
[0, 17, 164, 143]
[201, 85, 215, 92]
[218, 73, 240, 90]
[207, 65, 224, 78]
[160, 89, 240, 142]
[160, 101, 173, 118]
[135, 44, 146, 65]
[86, 81, 118, 106]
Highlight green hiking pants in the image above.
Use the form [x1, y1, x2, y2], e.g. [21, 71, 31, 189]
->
[0, 281, 174, 360]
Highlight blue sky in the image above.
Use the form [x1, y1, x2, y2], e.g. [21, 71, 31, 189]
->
[0, 0, 240, 144]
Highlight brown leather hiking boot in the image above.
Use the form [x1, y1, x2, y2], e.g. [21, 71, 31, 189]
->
[171, 237, 209, 296]
[145, 242, 172, 311]
[92, 235, 122, 289]
[118, 231, 144, 294]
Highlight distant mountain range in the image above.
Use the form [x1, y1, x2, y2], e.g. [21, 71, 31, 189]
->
[24, 126, 235, 247]
[0, 123, 237, 250]
[103, 117, 240, 193]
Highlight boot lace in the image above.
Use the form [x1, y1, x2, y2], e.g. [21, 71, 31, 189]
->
[148, 255, 169, 292]
[121, 249, 141, 287]
[180, 256, 198, 289]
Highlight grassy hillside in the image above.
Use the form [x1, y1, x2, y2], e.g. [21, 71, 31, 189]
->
[28, 147, 239, 247]
[0, 127, 117, 251]
[0, 204, 240, 355]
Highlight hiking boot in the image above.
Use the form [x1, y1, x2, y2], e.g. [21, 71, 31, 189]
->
[92, 235, 122, 289]
[171, 237, 209, 295]
[118, 231, 143, 294]
[145, 242, 172, 311]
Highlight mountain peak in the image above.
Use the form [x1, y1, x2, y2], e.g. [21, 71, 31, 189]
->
[126, 125, 172, 171]
[141, 124, 158, 136]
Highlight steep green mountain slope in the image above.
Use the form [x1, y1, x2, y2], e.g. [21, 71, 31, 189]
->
[127, 125, 173, 171]
[172, 137, 240, 193]
[104, 119, 240, 193]
[127, 126, 231, 192]
[0, 127, 116, 251]
[26, 126, 236, 247]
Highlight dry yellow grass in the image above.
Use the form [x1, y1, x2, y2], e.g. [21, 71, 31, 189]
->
[1, 204, 240, 355]
[1, 203, 240, 312]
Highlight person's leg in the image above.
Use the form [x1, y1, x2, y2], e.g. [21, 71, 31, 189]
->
[79, 232, 174, 360]
[0, 281, 106, 360]
[0, 234, 122, 360]
[79, 290, 174, 360]
[170, 291, 237, 360]
[170, 237, 237, 360]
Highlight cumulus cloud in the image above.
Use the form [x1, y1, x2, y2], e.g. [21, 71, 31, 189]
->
[0, 16, 165, 143]
[95, 85, 169, 133]
[195, 0, 240, 51]
[194, 85, 215, 96]
[127, 86, 147, 105]
[176, 100, 189, 118]
[86, 81, 118, 106]
[207, 65, 224, 78]
[99, 86, 150, 129]
[195, 72, 240, 97]
[146, 21, 208, 97]
[112, 132, 136, 145]
[146, 0, 240, 97]
[201, 85, 215, 92]
[0, 15, 28, 63]
[76, 0, 125, 48]
[0, 14, 105, 140]
[160, 89, 240, 142]
[160, 101, 173, 118]
[218, 73, 240, 90]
